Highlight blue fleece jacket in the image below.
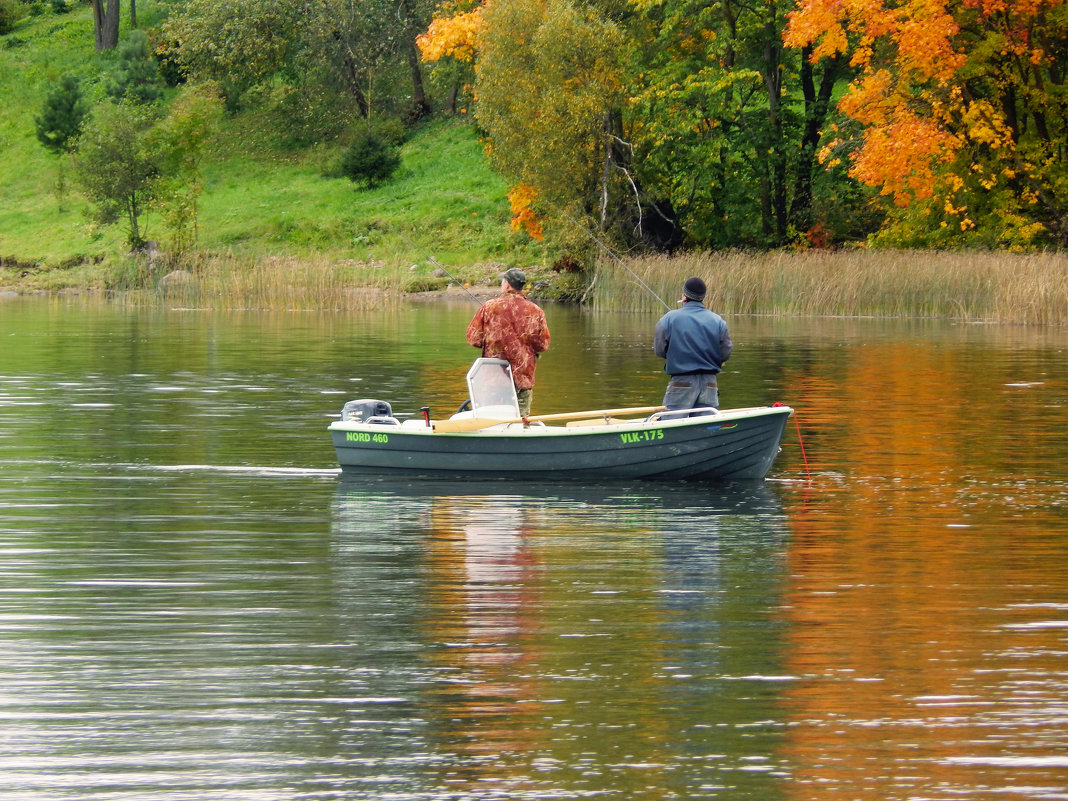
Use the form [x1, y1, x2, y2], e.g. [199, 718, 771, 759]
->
[653, 301, 733, 375]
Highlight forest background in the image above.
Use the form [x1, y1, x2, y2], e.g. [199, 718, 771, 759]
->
[0, 0, 1065, 323]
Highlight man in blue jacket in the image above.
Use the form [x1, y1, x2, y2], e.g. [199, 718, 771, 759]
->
[653, 277, 733, 411]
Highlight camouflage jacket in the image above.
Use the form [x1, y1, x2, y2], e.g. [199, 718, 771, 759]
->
[465, 289, 551, 390]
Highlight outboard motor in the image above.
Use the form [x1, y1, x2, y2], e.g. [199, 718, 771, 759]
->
[341, 399, 393, 422]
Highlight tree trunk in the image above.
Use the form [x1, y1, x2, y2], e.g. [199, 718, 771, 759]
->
[396, 0, 430, 120]
[790, 47, 841, 232]
[92, 0, 121, 51]
[599, 115, 612, 231]
[762, 29, 787, 244]
[1028, 62, 1052, 143]
[334, 31, 370, 118]
[130, 0, 137, 29]
[446, 82, 458, 115]
[405, 37, 431, 120]
[91, 0, 103, 50]
[126, 194, 143, 249]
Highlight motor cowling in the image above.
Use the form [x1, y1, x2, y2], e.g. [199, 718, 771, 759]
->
[340, 399, 393, 422]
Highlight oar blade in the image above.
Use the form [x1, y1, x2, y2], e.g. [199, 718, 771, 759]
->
[431, 405, 666, 433]
[432, 416, 516, 433]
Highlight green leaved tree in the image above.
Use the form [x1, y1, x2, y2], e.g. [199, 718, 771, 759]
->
[153, 83, 225, 256]
[475, 0, 628, 257]
[163, 0, 301, 110]
[0, 0, 25, 36]
[628, 0, 856, 247]
[73, 102, 162, 249]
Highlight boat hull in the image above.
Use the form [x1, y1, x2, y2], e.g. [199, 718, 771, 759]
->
[329, 405, 792, 482]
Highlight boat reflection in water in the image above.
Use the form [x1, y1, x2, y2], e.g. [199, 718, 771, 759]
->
[331, 478, 792, 798]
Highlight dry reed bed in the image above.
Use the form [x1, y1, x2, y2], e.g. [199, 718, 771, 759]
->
[151, 255, 405, 310]
[593, 250, 1068, 325]
[132, 249, 1066, 324]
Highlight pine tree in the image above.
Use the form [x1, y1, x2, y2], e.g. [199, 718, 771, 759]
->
[341, 131, 401, 188]
[35, 74, 90, 154]
[106, 30, 164, 105]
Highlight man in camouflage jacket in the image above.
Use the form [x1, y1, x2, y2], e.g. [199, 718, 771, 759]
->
[466, 268, 551, 416]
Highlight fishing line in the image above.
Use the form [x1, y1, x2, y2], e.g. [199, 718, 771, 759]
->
[392, 228, 486, 306]
[553, 207, 672, 312]
[395, 210, 671, 312]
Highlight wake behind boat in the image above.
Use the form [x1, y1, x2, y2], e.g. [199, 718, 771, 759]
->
[329, 359, 793, 482]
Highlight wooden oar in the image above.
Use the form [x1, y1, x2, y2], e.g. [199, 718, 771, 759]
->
[432, 406, 667, 433]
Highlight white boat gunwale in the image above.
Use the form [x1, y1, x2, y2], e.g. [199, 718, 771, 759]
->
[327, 404, 792, 437]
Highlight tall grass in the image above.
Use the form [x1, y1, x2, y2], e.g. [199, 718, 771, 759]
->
[108, 253, 410, 310]
[592, 249, 1068, 325]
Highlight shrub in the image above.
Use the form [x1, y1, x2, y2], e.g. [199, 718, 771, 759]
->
[151, 32, 187, 88]
[0, 0, 26, 34]
[368, 116, 408, 147]
[402, 275, 449, 293]
[340, 130, 401, 189]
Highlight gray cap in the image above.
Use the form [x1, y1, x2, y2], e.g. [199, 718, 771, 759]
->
[499, 267, 527, 289]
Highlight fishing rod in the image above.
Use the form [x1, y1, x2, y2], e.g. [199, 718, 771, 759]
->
[395, 211, 671, 312]
[554, 207, 673, 312]
[391, 227, 485, 420]
[393, 228, 486, 306]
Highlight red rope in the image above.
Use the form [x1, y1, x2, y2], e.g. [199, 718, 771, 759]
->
[794, 412, 811, 481]
[774, 402, 811, 481]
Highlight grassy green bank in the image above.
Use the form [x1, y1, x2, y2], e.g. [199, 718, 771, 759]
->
[0, 114, 539, 298]
[0, 5, 540, 284]
[2, 6, 1065, 324]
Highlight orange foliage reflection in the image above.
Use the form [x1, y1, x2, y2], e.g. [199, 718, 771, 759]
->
[773, 341, 1068, 798]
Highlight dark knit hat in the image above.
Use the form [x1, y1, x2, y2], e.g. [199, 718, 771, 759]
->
[682, 276, 706, 301]
[499, 267, 527, 289]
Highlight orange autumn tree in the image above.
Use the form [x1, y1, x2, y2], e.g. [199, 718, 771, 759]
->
[417, 2, 484, 114]
[785, 0, 1067, 247]
[417, 3, 483, 62]
[508, 183, 544, 240]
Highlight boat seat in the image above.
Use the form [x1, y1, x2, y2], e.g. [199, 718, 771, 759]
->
[565, 417, 631, 427]
[647, 407, 719, 422]
[448, 404, 520, 422]
[466, 358, 521, 418]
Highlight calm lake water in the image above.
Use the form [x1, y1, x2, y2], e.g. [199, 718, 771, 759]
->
[1, 295, 1065, 800]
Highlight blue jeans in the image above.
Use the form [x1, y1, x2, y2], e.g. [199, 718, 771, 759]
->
[663, 373, 719, 411]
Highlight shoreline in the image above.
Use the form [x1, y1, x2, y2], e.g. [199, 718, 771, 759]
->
[0, 280, 508, 306]
[4, 249, 1066, 326]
